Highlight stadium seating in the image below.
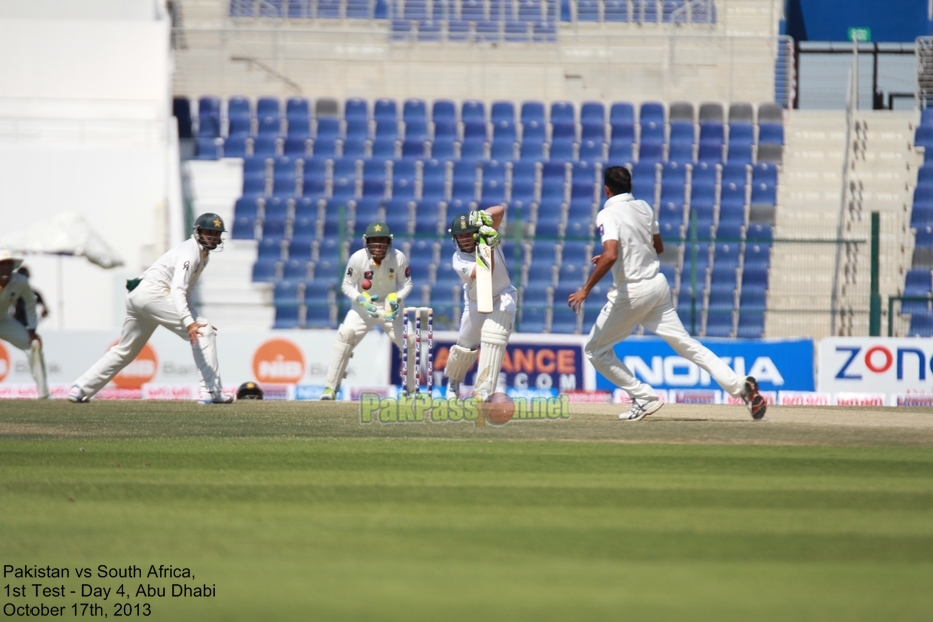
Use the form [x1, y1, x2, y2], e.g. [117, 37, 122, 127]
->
[202, 96, 780, 331]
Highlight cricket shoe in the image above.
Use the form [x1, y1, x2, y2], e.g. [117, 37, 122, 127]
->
[742, 376, 767, 420]
[67, 385, 89, 403]
[198, 393, 234, 405]
[320, 388, 335, 401]
[619, 398, 663, 421]
[445, 380, 461, 400]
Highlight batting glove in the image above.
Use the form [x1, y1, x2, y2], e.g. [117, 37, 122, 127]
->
[357, 294, 381, 318]
[478, 225, 501, 248]
[469, 210, 494, 227]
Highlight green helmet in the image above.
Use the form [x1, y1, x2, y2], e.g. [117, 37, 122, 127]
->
[362, 221, 392, 260]
[449, 213, 479, 252]
[362, 221, 392, 241]
[194, 212, 226, 251]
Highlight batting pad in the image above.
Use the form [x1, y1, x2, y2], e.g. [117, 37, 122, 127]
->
[444, 345, 478, 382]
[475, 310, 512, 394]
[325, 326, 357, 390]
[29, 340, 49, 399]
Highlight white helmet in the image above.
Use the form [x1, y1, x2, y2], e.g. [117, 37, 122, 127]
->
[0, 250, 24, 271]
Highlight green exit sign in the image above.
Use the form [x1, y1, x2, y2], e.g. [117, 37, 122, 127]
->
[848, 27, 871, 42]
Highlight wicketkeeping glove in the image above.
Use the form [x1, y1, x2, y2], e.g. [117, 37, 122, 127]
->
[384, 294, 400, 321]
[357, 294, 381, 318]
[478, 225, 501, 248]
[469, 210, 494, 227]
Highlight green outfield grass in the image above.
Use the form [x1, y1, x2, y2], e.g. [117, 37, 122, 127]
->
[1, 400, 932, 621]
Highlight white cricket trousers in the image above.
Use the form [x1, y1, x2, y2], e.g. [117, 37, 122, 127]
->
[585, 272, 744, 401]
[0, 318, 49, 398]
[74, 282, 223, 399]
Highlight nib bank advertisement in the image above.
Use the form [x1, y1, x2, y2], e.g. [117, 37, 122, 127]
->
[0, 330, 391, 400]
[594, 337, 814, 393]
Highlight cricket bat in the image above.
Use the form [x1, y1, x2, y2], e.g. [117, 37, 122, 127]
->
[475, 239, 493, 314]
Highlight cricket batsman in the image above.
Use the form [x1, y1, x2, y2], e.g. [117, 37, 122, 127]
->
[0, 250, 49, 398]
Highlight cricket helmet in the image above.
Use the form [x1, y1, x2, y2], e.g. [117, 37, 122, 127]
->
[362, 221, 392, 261]
[448, 213, 479, 253]
[236, 381, 264, 400]
[193, 213, 226, 251]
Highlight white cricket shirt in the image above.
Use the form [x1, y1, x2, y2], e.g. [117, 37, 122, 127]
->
[0, 273, 38, 329]
[452, 244, 513, 301]
[340, 247, 413, 302]
[140, 236, 208, 328]
[596, 192, 660, 286]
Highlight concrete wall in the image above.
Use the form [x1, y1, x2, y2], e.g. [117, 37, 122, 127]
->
[0, 3, 176, 330]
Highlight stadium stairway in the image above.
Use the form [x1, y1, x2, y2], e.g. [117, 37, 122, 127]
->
[767, 110, 922, 340]
[767, 111, 846, 339]
[187, 159, 277, 329]
[843, 111, 921, 336]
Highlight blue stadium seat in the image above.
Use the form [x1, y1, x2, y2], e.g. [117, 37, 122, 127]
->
[284, 136, 310, 158]
[432, 100, 456, 124]
[519, 297, 548, 333]
[525, 262, 556, 287]
[452, 160, 479, 200]
[294, 194, 319, 218]
[550, 101, 575, 125]
[291, 216, 318, 245]
[374, 98, 398, 123]
[580, 101, 605, 126]
[745, 222, 773, 243]
[548, 140, 575, 162]
[632, 161, 658, 203]
[902, 268, 932, 314]
[521, 101, 546, 125]
[736, 308, 765, 338]
[510, 161, 538, 204]
[639, 101, 665, 125]
[540, 162, 567, 200]
[697, 122, 724, 162]
[491, 101, 516, 124]
[353, 197, 383, 226]
[609, 102, 635, 125]
[408, 238, 438, 269]
[384, 199, 413, 238]
[638, 141, 664, 164]
[282, 258, 311, 281]
[908, 312, 933, 336]
[223, 136, 248, 158]
[461, 99, 486, 125]
[758, 123, 784, 146]
[915, 126, 933, 151]
[344, 98, 368, 125]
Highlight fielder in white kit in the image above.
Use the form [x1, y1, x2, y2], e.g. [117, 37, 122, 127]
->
[443, 206, 517, 399]
[0, 250, 49, 398]
[68, 213, 233, 404]
[568, 166, 767, 421]
[320, 221, 413, 400]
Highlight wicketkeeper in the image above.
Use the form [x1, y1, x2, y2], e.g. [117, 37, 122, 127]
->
[443, 205, 517, 399]
[320, 221, 413, 400]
